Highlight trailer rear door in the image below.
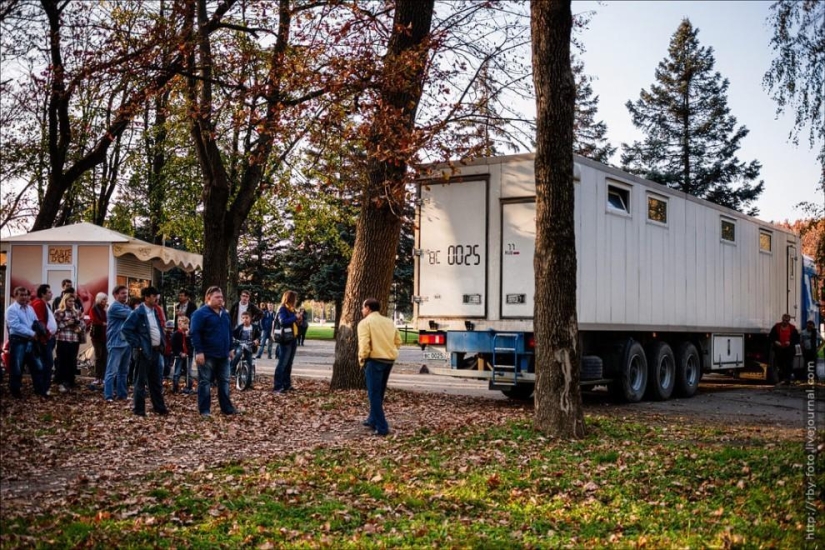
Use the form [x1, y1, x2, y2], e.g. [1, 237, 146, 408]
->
[787, 244, 799, 319]
[501, 201, 536, 318]
[417, 180, 487, 317]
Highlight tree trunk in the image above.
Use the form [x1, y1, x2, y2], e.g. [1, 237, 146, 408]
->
[331, 199, 403, 389]
[330, 0, 435, 390]
[530, 0, 585, 438]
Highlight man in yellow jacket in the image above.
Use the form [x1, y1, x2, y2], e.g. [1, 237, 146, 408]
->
[358, 298, 402, 436]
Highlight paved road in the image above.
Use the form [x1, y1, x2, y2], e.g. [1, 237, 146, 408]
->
[253, 339, 500, 398]
[250, 340, 825, 428]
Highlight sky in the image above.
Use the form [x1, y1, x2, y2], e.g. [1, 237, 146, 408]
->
[572, 0, 820, 224]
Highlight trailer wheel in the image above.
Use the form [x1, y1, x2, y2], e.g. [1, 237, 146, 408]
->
[609, 340, 647, 403]
[645, 341, 675, 401]
[501, 385, 534, 400]
[675, 342, 701, 397]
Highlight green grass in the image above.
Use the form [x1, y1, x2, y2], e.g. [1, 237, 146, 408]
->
[305, 325, 335, 340]
[306, 324, 419, 345]
[2, 415, 820, 548]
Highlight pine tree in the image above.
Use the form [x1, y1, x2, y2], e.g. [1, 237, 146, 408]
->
[573, 59, 615, 164]
[621, 19, 764, 215]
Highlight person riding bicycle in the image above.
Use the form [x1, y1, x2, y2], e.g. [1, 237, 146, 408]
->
[230, 312, 261, 378]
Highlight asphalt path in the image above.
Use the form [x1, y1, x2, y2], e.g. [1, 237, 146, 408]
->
[250, 340, 825, 430]
[253, 339, 500, 398]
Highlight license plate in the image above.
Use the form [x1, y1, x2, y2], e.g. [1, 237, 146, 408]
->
[423, 351, 446, 360]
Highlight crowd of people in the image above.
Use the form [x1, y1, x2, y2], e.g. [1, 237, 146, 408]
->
[5, 282, 403, 434]
[5, 283, 304, 411]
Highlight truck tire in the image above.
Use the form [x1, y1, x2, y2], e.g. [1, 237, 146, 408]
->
[674, 342, 701, 397]
[645, 341, 675, 401]
[581, 356, 603, 380]
[609, 340, 648, 403]
[501, 385, 534, 400]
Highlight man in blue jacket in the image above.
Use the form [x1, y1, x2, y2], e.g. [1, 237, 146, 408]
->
[103, 285, 133, 401]
[121, 286, 169, 416]
[190, 286, 238, 416]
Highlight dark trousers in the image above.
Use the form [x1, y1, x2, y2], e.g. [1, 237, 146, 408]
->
[55, 340, 79, 388]
[133, 348, 167, 415]
[365, 359, 394, 434]
[775, 347, 795, 382]
[41, 338, 55, 393]
[92, 340, 107, 381]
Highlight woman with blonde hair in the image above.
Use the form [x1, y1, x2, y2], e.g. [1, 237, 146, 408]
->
[54, 293, 86, 392]
[88, 292, 108, 387]
[272, 290, 302, 394]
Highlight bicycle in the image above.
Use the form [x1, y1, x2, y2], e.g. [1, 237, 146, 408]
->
[232, 340, 256, 391]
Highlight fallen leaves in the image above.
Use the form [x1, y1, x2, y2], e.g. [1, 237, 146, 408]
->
[0, 375, 818, 549]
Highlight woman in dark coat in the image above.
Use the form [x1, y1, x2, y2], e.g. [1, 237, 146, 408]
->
[272, 290, 302, 394]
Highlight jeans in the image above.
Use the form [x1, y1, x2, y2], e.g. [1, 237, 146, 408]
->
[173, 355, 194, 391]
[197, 356, 235, 415]
[8, 336, 46, 396]
[132, 348, 167, 415]
[163, 355, 175, 378]
[365, 359, 394, 434]
[256, 331, 272, 359]
[104, 345, 131, 400]
[273, 341, 297, 391]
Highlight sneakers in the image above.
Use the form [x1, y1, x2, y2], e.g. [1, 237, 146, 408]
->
[58, 384, 68, 393]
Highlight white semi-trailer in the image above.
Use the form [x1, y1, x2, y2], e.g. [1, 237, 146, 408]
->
[414, 153, 813, 401]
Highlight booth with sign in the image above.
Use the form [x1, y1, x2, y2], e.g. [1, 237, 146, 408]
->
[1, 223, 202, 325]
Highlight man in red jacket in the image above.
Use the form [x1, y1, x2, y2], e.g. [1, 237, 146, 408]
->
[31, 284, 57, 396]
[769, 314, 800, 385]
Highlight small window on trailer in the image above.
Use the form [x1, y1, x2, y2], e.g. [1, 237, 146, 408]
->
[647, 193, 668, 225]
[759, 230, 772, 252]
[607, 182, 631, 214]
[721, 217, 736, 243]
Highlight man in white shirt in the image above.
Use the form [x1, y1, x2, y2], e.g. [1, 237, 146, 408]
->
[5, 286, 45, 399]
[229, 290, 262, 327]
[121, 286, 169, 416]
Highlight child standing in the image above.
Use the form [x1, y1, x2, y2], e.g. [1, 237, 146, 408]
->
[171, 316, 194, 394]
[163, 320, 175, 381]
